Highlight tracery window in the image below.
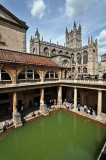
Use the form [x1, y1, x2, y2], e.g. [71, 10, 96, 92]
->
[45, 71, 58, 79]
[77, 53, 81, 64]
[52, 49, 56, 55]
[44, 47, 49, 56]
[18, 70, 40, 80]
[78, 67, 80, 73]
[83, 51, 88, 64]
[62, 60, 69, 67]
[71, 53, 75, 64]
[83, 67, 87, 73]
[0, 70, 11, 80]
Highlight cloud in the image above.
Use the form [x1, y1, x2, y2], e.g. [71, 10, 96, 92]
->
[97, 30, 106, 57]
[30, 0, 46, 18]
[65, 0, 88, 18]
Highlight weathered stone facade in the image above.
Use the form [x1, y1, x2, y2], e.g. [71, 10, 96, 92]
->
[0, 4, 28, 52]
[30, 22, 98, 76]
[99, 54, 106, 78]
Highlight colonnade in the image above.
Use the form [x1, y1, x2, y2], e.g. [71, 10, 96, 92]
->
[12, 86, 103, 126]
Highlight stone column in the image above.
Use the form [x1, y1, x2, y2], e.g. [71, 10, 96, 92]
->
[97, 90, 102, 119]
[13, 92, 17, 112]
[57, 86, 62, 105]
[13, 92, 22, 128]
[74, 87, 77, 110]
[40, 88, 44, 107]
[12, 70, 17, 84]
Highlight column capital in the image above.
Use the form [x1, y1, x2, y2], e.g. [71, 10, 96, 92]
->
[97, 89, 102, 92]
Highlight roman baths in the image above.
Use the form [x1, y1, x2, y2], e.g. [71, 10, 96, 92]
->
[0, 4, 106, 160]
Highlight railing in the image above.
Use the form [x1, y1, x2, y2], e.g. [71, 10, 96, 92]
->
[0, 80, 12, 85]
[44, 78, 59, 82]
[17, 79, 41, 84]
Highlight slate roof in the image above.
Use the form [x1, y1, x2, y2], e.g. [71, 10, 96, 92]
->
[0, 49, 59, 67]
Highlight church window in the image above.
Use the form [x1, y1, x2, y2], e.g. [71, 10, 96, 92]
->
[83, 67, 87, 73]
[62, 60, 69, 67]
[59, 50, 63, 55]
[52, 49, 56, 55]
[71, 53, 74, 64]
[44, 47, 49, 56]
[83, 51, 88, 64]
[77, 53, 81, 64]
[78, 67, 80, 73]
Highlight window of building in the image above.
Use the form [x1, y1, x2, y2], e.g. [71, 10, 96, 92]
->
[77, 53, 81, 64]
[71, 53, 75, 64]
[62, 60, 69, 67]
[83, 67, 87, 73]
[45, 71, 58, 79]
[83, 51, 88, 64]
[52, 49, 56, 55]
[59, 50, 63, 55]
[18, 70, 40, 80]
[72, 67, 75, 73]
[44, 47, 49, 56]
[0, 70, 11, 80]
[78, 67, 80, 73]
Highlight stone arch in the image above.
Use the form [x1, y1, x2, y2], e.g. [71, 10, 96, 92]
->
[52, 49, 57, 55]
[83, 51, 88, 64]
[72, 67, 75, 73]
[44, 47, 49, 56]
[62, 59, 69, 67]
[0, 69, 11, 80]
[18, 70, 40, 80]
[77, 52, 81, 64]
[45, 70, 58, 79]
[83, 67, 87, 73]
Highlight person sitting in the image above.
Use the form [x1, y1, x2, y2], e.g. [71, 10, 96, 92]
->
[3, 122, 7, 131]
[51, 106, 54, 109]
[78, 104, 80, 111]
[87, 107, 90, 114]
[8, 119, 13, 127]
[90, 107, 93, 115]
[84, 105, 87, 112]
[71, 104, 74, 109]
[32, 112, 35, 117]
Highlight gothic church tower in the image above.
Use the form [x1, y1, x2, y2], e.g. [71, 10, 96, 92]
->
[65, 22, 82, 49]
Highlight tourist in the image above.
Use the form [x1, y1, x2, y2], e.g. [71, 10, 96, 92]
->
[78, 104, 80, 111]
[8, 119, 13, 127]
[81, 74, 83, 80]
[32, 112, 35, 117]
[3, 122, 7, 131]
[71, 103, 74, 109]
[21, 105, 23, 115]
[87, 107, 90, 114]
[90, 107, 93, 115]
[54, 99, 56, 105]
[84, 105, 87, 112]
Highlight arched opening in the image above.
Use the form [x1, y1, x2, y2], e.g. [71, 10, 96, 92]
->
[83, 67, 87, 73]
[77, 53, 81, 65]
[0, 70, 11, 80]
[18, 70, 40, 80]
[72, 67, 75, 73]
[44, 47, 49, 56]
[45, 71, 58, 79]
[103, 73, 106, 79]
[83, 51, 88, 64]
[52, 49, 56, 55]
[62, 60, 69, 67]
[71, 53, 75, 64]
[78, 67, 80, 73]
[33, 48, 35, 54]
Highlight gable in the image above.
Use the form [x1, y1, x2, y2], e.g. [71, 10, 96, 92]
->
[0, 4, 28, 29]
[0, 9, 19, 24]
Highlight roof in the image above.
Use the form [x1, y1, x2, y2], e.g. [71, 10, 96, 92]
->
[0, 4, 29, 30]
[0, 49, 59, 68]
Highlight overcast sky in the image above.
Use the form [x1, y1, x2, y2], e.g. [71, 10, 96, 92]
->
[1, 0, 106, 61]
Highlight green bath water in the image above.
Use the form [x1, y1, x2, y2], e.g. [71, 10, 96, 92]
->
[0, 110, 106, 160]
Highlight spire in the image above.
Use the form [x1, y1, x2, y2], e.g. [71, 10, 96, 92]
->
[79, 24, 81, 30]
[66, 27, 68, 34]
[35, 28, 39, 37]
[74, 21, 76, 28]
[30, 36, 32, 41]
[91, 36, 93, 44]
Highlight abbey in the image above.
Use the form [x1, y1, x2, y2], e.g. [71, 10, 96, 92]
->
[30, 22, 98, 78]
